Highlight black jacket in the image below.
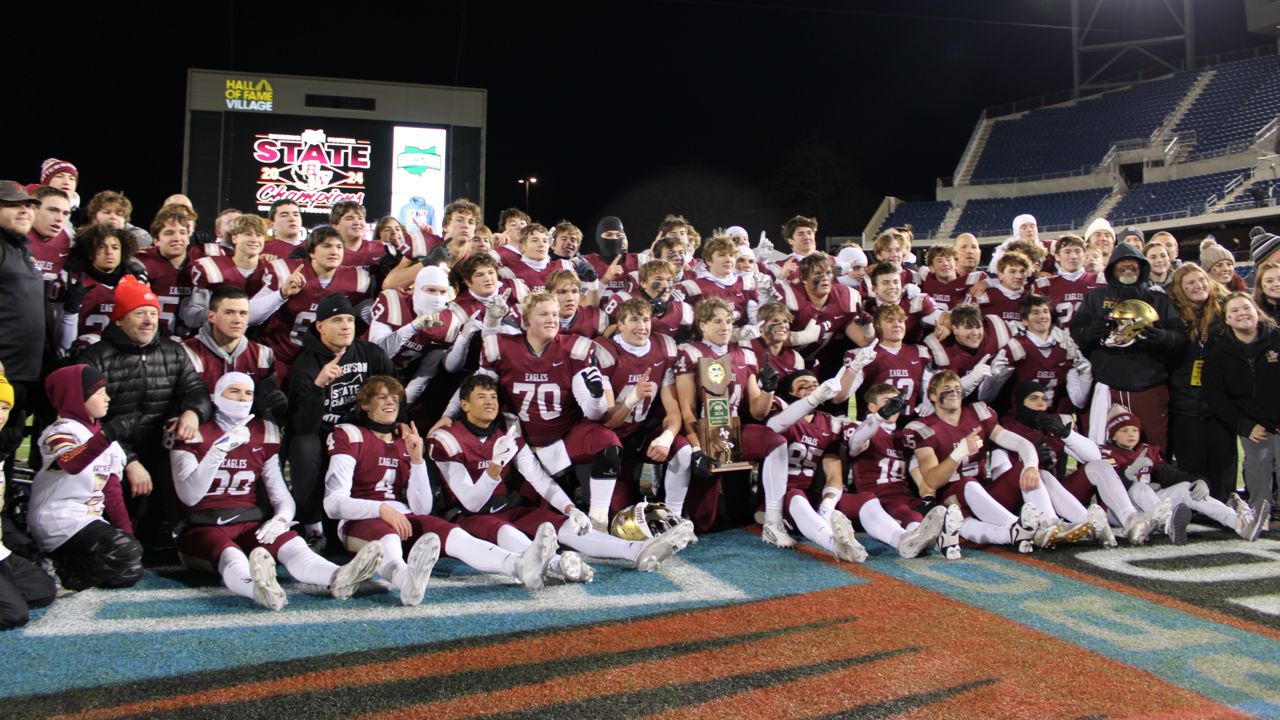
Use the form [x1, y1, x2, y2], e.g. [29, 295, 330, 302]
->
[0, 227, 47, 381]
[1168, 314, 1226, 418]
[1070, 243, 1185, 390]
[1203, 323, 1280, 437]
[77, 324, 213, 462]
[288, 328, 393, 435]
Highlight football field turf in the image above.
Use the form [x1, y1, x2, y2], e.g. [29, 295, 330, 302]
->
[6, 523, 1280, 719]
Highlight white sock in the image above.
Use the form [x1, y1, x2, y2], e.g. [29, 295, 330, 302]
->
[444, 527, 520, 576]
[857, 497, 907, 548]
[961, 517, 1014, 545]
[1040, 472, 1088, 522]
[217, 547, 255, 600]
[589, 477, 616, 517]
[558, 525, 642, 561]
[378, 534, 407, 581]
[964, 483, 1018, 525]
[1022, 483, 1057, 525]
[789, 494, 835, 552]
[496, 524, 533, 553]
[1084, 460, 1138, 525]
[663, 445, 693, 517]
[277, 536, 341, 586]
[761, 445, 789, 519]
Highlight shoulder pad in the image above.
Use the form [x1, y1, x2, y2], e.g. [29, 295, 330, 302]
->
[429, 427, 462, 457]
[593, 340, 617, 369]
[986, 315, 1012, 347]
[181, 342, 205, 372]
[335, 424, 363, 443]
[258, 342, 274, 368]
[904, 420, 933, 439]
[354, 267, 372, 292]
[740, 274, 756, 291]
[262, 421, 281, 444]
[482, 334, 503, 363]
[973, 402, 993, 421]
[659, 334, 678, 357]
[570, 335, 594, 360]
[679, 279, 702, 297]
[1006, 336, 1027, 361]
[776, 279, 799, 311]
[378, 289, 403, 326]
[923, 335, 949, 366]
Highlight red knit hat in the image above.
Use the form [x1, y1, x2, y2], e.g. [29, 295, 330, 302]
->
[1106, 407, 1142, 439]
[39, 158, 78, 185]
[111, 275, 160, 321]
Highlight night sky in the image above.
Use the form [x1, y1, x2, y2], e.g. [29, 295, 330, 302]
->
[10, 1, 1268, 245]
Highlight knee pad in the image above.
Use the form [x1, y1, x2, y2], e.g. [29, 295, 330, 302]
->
[591, 446, 621, 479]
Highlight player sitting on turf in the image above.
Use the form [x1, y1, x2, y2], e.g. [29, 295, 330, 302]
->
[1102, 406, 1265, 545]
[431, 374, 694, 580]
[326, 375, 558, 599]
[843, 383, 958, 559]
[763, 370, 867, 562]
[171, 373, 383, 611]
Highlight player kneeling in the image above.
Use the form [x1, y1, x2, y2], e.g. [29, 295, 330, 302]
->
[170, 373, 382, 611]
[431, 375, 694, 579]
[325, 376, 558, 602]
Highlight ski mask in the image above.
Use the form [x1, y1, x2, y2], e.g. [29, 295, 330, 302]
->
[413, 265, 451, 315]
[213, 372, 255, 425]
[1013, 380, 1047, 428]
[596, 216, 627, 262]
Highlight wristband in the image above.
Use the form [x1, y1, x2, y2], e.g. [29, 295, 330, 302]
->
[623, 391, 642, 410]
[949, 443, 969, 463]
[651, 429, 675, 450]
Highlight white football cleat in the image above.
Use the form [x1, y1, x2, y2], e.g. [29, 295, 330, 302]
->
[898, 506, 945, 559]
[936, 504, 963, 559]
[249, 547, 287, 611]
[1087, 503, 1117, 548]
[761, 521, 796, 549]
[635, 524, 692, 571]
[330, 541, 383, 600]
[829, 512, 867, 563]
[1011, 502, 1040, 553]
[1122, 509, 1158, 546]
[548, 551, 595, 583]
[517, 522, 559, 590]
[396, 533, 440, 606]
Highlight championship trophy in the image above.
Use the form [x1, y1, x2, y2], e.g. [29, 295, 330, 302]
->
[696, 355, 752, 472]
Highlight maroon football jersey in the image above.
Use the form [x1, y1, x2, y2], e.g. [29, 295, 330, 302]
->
[679, 273, 759, 322]
[583, 253, 640, 296]
[263, 238, 305, 260]
[864, 293, 938, 343]
[176, 418, 282, 513]
[773, 404, 842, 491]
[602, 291, 693, 340]
[562, 306, 608, 339]
[258, 258, 374, 365]
[328, 424, 414, 504]
[850, 423, 912, 493]
[25, 229, 71, 299]
[674, 341, 758, 417]
[594, 334, 678, 439]
[746, 337, 807, 378]
[189, 255, 265, 296]
[777, 280, 860, 354]
[1005, 335, 1074, 411]
[495, 244, 522, 268]
[901, 403, 999, 482]
[920, 272, 974, 311]
[452, 279, 529, 324]
[135, 248, 193, 336]
[396, 227, 443, 259]
[186, 243, 229, 262]
[180, 335, 275, 394]
[72, 277, 118, 340]
[1034, 272, 1103, 327]
[428, 416, 526, 508]
[976, 285, 1028, 325]
[367, 289, 464, 371]
[480, 333, 596, 447]
[340, 240, 392, 269]
[843, 343, 930, 409]
[500, 257, 576, 293]
[1100, 442, 1164, 485]
[923, 314, 1013, 379]
[993, 414, 1069, 482]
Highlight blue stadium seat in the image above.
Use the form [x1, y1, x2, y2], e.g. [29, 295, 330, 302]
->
[955, 188, 1111, 238]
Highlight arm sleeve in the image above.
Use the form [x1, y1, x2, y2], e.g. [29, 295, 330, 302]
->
[1062, 430, 1102, 463]
[1066, 366, 1092, 408]
[51, 431, 114, 476]
[514, 446, 575, 511]
[572, 371, 609, 421]
[170, 446, 228, 508]
[248, 285, 288, 326]
[992, 426, 1039, 469]
[369, 319, 416, 359]
[57, 311, 78, 352]
[845, 416, 881, 455]
[437, 459, 502, 513]
[406, 462, 433, 516]
[261, 453, 295, 521]
[101, 473, 133, 535]
[180, 287, 210, 330]
[766, 398, 813, 433]
[322, 454, 384, 520]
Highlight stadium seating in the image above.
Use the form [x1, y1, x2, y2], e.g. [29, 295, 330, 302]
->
[955, 188, 1111, 238]
[1174, 55, 1280, 160]
[1108, 169, 1250, 224]
[877, 200, 951, 237]
[970, 72, 1199, 183]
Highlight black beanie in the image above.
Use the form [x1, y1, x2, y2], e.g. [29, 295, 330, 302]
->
[315, 293, 356, 322]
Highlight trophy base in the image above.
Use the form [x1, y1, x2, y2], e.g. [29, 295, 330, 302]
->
[712, 461, 753, 473]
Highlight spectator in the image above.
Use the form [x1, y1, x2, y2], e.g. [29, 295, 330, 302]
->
[1254, 261, 1280, 319]
[0, 182, 47, 460]
[1200, 237, 1246, 292]
[1144, 241, 1174, 290]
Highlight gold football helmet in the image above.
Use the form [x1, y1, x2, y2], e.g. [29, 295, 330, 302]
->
[1105, 299, 1159, 347]
[610, 502, 683, 541]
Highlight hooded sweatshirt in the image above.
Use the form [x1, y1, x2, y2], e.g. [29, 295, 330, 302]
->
[1203, 322, 1280, 436]
[288, 327, 394, 435]
[1069, 242, 1185, 390]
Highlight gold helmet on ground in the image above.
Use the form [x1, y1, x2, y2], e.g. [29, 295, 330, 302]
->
[610, 501, 683, 541]
[1105, 299, 1159, 347]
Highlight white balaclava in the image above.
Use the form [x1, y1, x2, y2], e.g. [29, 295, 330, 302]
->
[414, 265, 451, 315]
[213, 371, 255, 425]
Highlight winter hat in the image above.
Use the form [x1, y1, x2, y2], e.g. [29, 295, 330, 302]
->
[1199, 237, 1233, 269]
[725, 226, 749, 243]
[39, 158, 78, 185]
[1106, 405, 1142, 440]
[836, 246, 868, 267]
[0, 374, 13, 408]
[1084, 218, 1114, 241]
[1011, 214, 1037, 236]
[1249, 226, 1280, 265]
[777, 369, 818, 405]
[595, 216, 625, 238]
[45, 365, 105, 430]
[315, 292, 356, 322]
[111, 275, 160, 321]
[213, 372, 255, 425]
[1118, 226, 1145, 245]
[1013, 380, 1046, 410]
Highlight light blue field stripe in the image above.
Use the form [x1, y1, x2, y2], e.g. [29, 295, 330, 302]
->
[864, 540, 1280, 718]
[3, 532, 860, 698]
